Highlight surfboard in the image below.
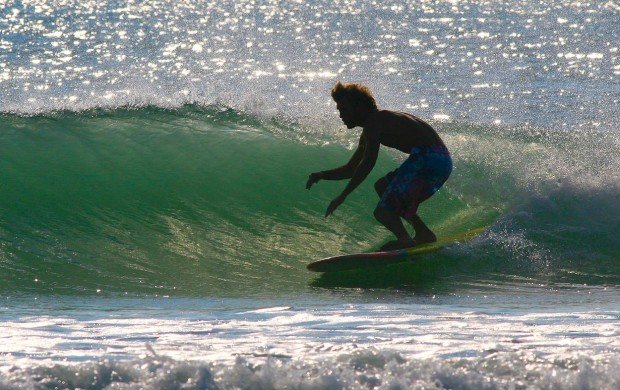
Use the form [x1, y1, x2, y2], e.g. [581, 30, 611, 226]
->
[307, 226, 489, 272]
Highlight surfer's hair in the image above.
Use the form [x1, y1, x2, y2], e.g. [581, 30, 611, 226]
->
[331, 82, 377, 111]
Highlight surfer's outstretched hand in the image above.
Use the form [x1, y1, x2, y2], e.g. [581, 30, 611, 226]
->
[306, 172, 322, 190]
[325, 194, 346, 217]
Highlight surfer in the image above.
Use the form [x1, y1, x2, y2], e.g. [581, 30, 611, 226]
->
[306, 82, 452, 250]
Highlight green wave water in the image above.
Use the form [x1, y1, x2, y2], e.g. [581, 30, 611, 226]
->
[1, 106, 618, 296]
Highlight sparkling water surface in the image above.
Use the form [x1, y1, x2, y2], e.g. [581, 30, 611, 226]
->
[1, 0, 619, 388]
[2, 0, 618, 130]
[2, 286, 618, 364]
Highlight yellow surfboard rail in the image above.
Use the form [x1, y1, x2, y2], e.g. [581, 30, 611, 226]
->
[402, 226, 489, 256]
[307, 226, 490, 272]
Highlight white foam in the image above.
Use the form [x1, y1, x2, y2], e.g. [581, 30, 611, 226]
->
[1, 350, 618, 389]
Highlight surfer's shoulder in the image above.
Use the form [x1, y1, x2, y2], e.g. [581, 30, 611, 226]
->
[364, 109, 390, 131]
[375, 109, 394, 121]
[374, 109, 414, 127]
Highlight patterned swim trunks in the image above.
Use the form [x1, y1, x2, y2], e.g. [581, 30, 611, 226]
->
[378, 144, 452, 219]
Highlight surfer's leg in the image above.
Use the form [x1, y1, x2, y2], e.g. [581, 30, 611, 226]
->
[374, 207, 415, 250]
[374, 170, 397, 198]
[401, 146, 452, 245]
[375, 163, 420, 250]
[405, 213, 437, 245]
[374, 178, 388, 197]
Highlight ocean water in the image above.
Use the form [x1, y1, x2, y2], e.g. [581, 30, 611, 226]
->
[1, 0, 619, 388]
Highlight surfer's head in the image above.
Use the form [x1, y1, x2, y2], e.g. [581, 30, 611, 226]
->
[331, 82, 378, 129]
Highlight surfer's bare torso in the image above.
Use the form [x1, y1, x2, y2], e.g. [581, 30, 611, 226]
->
[362, 110, 445, 154]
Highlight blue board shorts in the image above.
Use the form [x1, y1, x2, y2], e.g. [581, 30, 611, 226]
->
[378, 144, 452, 219]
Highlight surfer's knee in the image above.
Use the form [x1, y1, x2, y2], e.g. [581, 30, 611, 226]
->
[373, 206, 392, 223]
[373, 206, 384, 222]
[374, 178, 388, 197]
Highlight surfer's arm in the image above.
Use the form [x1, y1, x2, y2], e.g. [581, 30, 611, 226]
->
[321, 136, 366, 180]
[324, 130, 379, 217]
[339, 129, 380, 198]
[307, 136, 365, 189]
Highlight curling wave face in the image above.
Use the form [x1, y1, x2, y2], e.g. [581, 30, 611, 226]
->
[0, 107, 618, 296]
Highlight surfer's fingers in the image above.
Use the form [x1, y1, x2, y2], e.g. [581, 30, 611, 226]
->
[306, 174, 318, 189]
[325, 199, 339, 217]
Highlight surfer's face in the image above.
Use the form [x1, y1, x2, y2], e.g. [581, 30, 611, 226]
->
[336, 100, 358, 129]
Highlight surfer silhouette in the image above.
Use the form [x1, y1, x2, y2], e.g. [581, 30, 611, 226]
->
[306, 82, 452, 250]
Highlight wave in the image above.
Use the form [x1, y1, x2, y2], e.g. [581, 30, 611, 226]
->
[0, 106, 618, 295]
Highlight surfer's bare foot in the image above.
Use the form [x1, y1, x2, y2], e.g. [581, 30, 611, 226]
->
[380, 237, 416, 251]
[412, 232, 437, 246]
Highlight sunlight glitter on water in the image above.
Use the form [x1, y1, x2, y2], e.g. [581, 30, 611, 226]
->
[1, 0, 617, 131]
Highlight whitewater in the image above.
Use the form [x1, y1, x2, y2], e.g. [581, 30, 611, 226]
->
[1, 0, 619, 388]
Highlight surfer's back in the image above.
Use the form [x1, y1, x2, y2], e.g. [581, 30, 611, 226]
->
[372, 110, 445, 153]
